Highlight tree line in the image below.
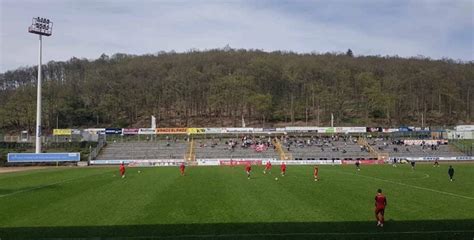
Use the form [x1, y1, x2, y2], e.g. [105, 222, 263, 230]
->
[0, 49, 472, 133]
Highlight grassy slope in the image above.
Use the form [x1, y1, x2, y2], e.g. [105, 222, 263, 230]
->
[0, 164, 473, 239]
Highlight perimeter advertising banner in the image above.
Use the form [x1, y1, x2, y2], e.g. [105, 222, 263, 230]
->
[341, 160, 384, 165]
[84, 128, 106, 134]
[187, 128, 206, 134]
[123, 128, 139, 135]
[204, 128, 225, 134]
[284, 127, 320, 133]
[219, 159, 263, 166]
[138, 128, 156, 135]
[53, 129, 72, 136]
[8, 153, 80, 162]
[105, 128, 122, 135]
[225, 128, 254, 133]
[156, 128, 187, 134]
[266, 160, 342, 165]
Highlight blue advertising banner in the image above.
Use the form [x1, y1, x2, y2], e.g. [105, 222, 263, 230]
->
[105, 128, 122, 134]
[8, 153, 81, 162]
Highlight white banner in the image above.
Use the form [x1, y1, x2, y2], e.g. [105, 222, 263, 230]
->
[395, 156, 474, 161]
[403, 140, 448, 145]
[455, 125, 474, 132]
[84, 128, 105, 134]
[225, 128, 254, 133]
[335, 127, 366, 133]
[265, 160, 342, 165]
[138, 128, 156, 135]
[197, 160, 220, 166]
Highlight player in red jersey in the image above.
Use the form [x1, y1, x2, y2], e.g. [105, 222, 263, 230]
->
[375, 189, 387, 227]
[119, 162, 126, 178]
[280, 162, 287, 176]
[179, 162, 186, 176]
[263, 161, 272, 174]
[245, 162, 252, 179]
[313, 166, 319, 181]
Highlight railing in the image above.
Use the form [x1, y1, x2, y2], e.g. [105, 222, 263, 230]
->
[272, 137, 292, 160]
[450, 139, 473, 156]
[358, 137, 389, 161]
[88, 135, 106, 161]
[185, 138, 196, 162]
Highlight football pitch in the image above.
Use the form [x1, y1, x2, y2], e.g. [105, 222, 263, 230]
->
[1, 164, 473, 239]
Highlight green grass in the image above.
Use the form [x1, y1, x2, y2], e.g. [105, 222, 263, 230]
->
[1, 164, 473, 239]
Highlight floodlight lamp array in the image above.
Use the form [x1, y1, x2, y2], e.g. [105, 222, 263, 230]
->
[28, 17, 53, 36]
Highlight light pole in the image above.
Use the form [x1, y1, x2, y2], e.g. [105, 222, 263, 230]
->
[28, 17, 53, 153]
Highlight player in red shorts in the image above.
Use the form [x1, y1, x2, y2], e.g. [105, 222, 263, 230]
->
[263, 161, 272, 174]
[179, 162, 186, 176]
[245, 162, 252, 179]
[280, 162, 287, 176]
[375, 188, 387, 227]
[119, 162, 126, 178]
[313, 166, 319, 181]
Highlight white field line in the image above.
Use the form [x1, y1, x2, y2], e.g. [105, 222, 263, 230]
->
[35, 229, 474, 240]
[333, 170, 474, 200]
[0, 172, 109, 198]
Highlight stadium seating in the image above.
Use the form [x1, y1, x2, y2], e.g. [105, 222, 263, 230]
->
[96, 137, 466, 160]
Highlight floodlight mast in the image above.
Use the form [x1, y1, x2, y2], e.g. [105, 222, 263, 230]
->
[28, 17, 53, 153]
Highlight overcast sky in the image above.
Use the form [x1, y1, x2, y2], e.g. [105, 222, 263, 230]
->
[0, 0, 473, 73]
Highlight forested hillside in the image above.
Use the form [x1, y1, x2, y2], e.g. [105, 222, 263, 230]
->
[0, 49, 472, 132]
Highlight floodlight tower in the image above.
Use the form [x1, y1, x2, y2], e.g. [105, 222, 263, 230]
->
[28, 17, 53, 153]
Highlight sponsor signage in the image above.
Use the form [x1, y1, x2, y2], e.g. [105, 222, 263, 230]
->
[187, 128, 206, 134]
[219, 160, 262, 166]
[367, 127, 383, 132]
[197, 160, 220, 166]
[225, 128, 254, 133]
[71, 129, 81, 135]
[285, 127, 318, 132]
[455, 125, 474, 132]
[105, 128, 122, 134]
[53, 129, 72, 136]
[123, 128, 139, 135]
[156, 128, 187, 134]
[138, 128, 156, 135]
[337, 127, 366, 133]
[342, 160, 384, 165]
[84, 128, 106, 134]
[89, 160, 133, 165]
[128, 159, 184, 167]
[8, 153, 80, 162]
[403, 156, 474, 161]
[204, 128, 224, 134]
[89, 159, 186, 166]
[403, 140, 448, 145]
[267, 160, 342, 165]
[324, 127, 335, 133]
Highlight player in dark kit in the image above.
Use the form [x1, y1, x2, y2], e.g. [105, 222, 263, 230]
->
[433, 160, 439, 167]
[119, 162, 126, 178]
[355, 160, 361, 171]
[448, 165, 455, 181]
[179, 162, 186, 176]
[374, 189, 387, 227]
[245, 162, 252, 179]
[281, 162, 287, 176]
[411, 161, 416, 169]
[263, 161, 272, 174]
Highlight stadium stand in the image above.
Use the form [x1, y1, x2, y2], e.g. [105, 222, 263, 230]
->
[95, 136, 467, 160]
